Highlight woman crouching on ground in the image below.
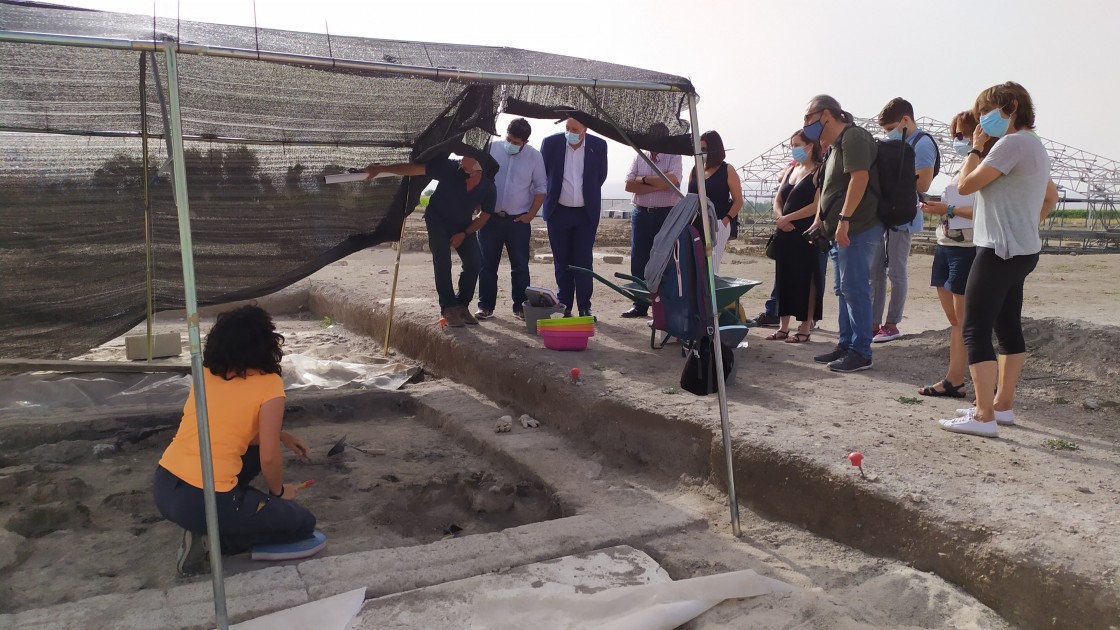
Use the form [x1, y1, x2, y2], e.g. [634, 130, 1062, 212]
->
[916, 110, 983, 399]
[939, 82, 1059, 437]
[152, 305, 320, 575]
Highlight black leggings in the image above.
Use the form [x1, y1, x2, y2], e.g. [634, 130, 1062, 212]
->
[152, 446, 316, 555]
[962, 247, 1039, 365]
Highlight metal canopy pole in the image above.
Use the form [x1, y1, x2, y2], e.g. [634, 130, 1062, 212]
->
[163, 41, 230, 629]
[687, 93, 741, 537]
[140, 53, 155, 361]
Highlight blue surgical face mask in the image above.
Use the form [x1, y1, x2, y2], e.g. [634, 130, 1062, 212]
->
[504, 141, 522, 155]
[791, 146, 809, 163]
[565, 131, 582, 145]
[952, 139, 972, 157]
[979, 109, 1011, 138]
[802, 119, 823, 143]
[886, 128, 903, 141]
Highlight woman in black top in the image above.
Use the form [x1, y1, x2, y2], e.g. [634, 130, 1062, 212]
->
[767, 129, 823, 343]
[688, 131, 743, 273]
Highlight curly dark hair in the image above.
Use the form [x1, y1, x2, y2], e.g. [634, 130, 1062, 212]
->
[203, 305, 284, 380]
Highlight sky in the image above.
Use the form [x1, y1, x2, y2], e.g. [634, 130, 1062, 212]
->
[55, 0, 1120, 198]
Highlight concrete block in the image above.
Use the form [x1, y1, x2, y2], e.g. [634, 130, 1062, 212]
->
[125, 332, 182, 360]
[534, 254, 554, 263]
[601, 254, 625, 264]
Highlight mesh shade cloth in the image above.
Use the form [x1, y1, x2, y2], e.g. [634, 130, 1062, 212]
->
[0, 1, 695, 358]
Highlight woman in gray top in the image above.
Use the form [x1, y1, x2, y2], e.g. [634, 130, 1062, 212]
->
[939, 82, 1059, 438]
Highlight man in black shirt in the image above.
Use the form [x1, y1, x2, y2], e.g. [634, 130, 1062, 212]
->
[366, 156, 497, 327]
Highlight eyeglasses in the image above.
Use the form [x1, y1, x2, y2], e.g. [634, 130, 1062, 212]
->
[952, 131, 966, 140]
[803, 110, 823, 124]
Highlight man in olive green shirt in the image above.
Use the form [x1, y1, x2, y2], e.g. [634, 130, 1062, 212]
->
[803, 95, 883, 372]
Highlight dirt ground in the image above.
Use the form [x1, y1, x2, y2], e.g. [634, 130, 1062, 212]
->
[4, 228, 1118, 627]
[0, 319, 554, 613]
[302, 231, 1120, 626]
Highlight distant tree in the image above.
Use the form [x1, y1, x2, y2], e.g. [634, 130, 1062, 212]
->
[91, 152, 144, 192]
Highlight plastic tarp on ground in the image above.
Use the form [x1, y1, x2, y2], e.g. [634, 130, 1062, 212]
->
[0, 0, 695, 359]
[0, 354, 420, 416]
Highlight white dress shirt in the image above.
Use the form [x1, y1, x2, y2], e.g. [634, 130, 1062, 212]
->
[559, 141, 586, 207]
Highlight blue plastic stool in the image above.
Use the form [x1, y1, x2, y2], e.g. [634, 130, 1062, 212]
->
[251, 530, 327, 561]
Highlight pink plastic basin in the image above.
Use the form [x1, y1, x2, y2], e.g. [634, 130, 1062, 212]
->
[540, 329, 593, 351]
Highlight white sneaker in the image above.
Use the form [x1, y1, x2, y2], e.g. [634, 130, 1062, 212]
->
[956, 407, 1016, 426]
[939, 415, 999, 437]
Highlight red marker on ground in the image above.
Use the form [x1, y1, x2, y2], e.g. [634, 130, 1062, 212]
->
[570, 367, 580, 383]
[848, 452, 866, 478]
[297, 479, 315, 490]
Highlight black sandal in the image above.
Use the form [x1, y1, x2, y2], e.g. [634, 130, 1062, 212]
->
[918, 379, 967, 398]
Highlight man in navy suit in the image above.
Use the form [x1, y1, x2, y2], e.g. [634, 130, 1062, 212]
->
[540, 118, 608, 317]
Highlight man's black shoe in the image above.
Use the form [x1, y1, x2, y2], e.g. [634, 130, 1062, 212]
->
[754, 312, 780, 327]
[621, 307, 648, 319]
[813, 345, 848, 364]
[829, 352, 872, 373]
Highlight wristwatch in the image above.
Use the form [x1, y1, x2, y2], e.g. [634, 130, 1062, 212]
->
[968, 149, 983, 159]
[947, 205, 956, 219]
[839, 215, 852, 222]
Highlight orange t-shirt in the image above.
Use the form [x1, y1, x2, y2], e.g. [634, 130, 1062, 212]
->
[159, 370, 286, 492]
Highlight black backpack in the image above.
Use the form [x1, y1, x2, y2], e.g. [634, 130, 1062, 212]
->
[874, 135, 919, 228]
[831, 127, 941, 229]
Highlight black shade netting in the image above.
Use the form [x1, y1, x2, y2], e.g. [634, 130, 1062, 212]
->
[0, 1, 696, 359]
[0, 134, 421, 358]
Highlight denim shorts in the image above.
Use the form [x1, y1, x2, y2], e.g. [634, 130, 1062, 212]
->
[931, 245, 976, 295]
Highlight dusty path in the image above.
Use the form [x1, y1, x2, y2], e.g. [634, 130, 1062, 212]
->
[300, 243, 1120, 629]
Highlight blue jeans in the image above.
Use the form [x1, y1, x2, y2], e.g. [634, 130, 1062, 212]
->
[831, 225, 883, 360]
[152, 447, 315, 555]
[427, 219, 482, 310]
[477, 215, 532, 313]
[630, 205, 671, 311]
[763, 279, 779, 317]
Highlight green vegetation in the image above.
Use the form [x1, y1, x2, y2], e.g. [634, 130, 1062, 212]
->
[1054, 396, 1070, 405]
[320, 315, 334, 329]
[1046, 209, 1089, 220]
[662, 386, 678, 395]
[592, 362, 608, 371]
[1042, 438, 1080, 451]
[897, 396, 922, 405]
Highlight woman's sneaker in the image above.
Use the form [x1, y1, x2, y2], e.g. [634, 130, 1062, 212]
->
[939, 415, 998, 437]
[177, 529, 209, 576]
[872, 324, 902, 343]
[955, 407, 1016, 426]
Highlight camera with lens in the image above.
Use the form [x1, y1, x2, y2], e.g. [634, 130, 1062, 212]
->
[803, 225, 833, 253]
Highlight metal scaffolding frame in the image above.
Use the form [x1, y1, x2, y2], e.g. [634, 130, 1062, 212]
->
[734, 116, 1120, 250]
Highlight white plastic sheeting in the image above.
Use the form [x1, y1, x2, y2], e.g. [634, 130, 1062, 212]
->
[0, 354, 419, 416]
[227, 587, 366, 630]
[470, 569, 796, 630]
